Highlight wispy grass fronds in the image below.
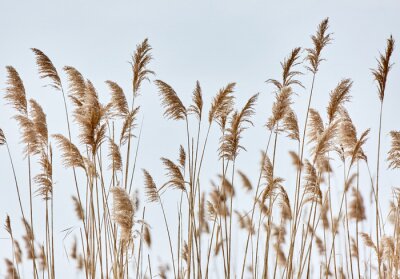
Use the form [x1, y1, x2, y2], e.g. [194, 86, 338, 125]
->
[220, 93, 258, 160]
[31, 48, 62, 90]
[306, 18, 332, 74]
[108, 139, 123, 171]
[208, 83, 235, 125]
[111, 186, 135, 246]
[5, 66, 27, 115]
[52, 134, 85, 170]
[267, 87, 292, 130]
[388, 131, 400, 169]
[143, 169, 159, 203]
[188, 81, 203, 120]
[106, 81, 129, 117]
[131, 38, 154, 95]
[155, 80, 187, 121]
[267, 47, 303, 90]
[372, 35, 395, 102]
[161, 158, 186, 191]
[326, 79, 352, 123]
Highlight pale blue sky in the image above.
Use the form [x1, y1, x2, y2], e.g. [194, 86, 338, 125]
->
[1, 1, 400, 278]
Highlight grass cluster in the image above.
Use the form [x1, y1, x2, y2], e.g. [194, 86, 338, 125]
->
[1, 18, 399, 279]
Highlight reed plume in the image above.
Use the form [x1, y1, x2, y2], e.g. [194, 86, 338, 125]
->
[108, 139, 123, 171]
[143, 169, 159, 203]
[120, 107, 140, 145]
[161, 157, 186, 191]
[31, 48, 62, 91]
[131, 38, 154, 95]
[283, 108, 300, 141]
[4, 66, 27, 115]
[326, 79, 352, 123]
[106, 80, 129, 117]
[63, 66, 86, 104]
[349, 188, 366, 222]
[267, 47, 303, 90]
[72, 196, 84, 220]
[266, 87, 292, 130]
[306, 17, 332, 74]
[208, 83, 235, 125]
[52, 134, 85, 170]
[237, 170, 252, 191]
[0, 128, 5, 145]
[5, 259, 19, 279]
[155, 80, 186, 121]
[220, 93, 258, 160]
[388, 131, 400, 169]
[372, 35, 395, 102]
[111, 186, 135, 245]
[188, 81, 203, 120]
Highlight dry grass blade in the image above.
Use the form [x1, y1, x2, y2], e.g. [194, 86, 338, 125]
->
[111, 186, 135, 245]
[326, 78, 352, 123]
[52, 134, 85, 169]
[31, 48, 62, 90]
[306, 17, 332, 74]
[143, 169, 159, 203]
[155, 80, 187, 120]
[188, 81, 203, 119]
[132, 38, 154, 95]
[372, 35, 395, 102]
[106, 80, 129, 117]
[5, 66, 27, 115]
[208, 82, 235, 125]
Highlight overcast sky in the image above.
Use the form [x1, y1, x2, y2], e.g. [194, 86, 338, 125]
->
[1, 1, 400, 278]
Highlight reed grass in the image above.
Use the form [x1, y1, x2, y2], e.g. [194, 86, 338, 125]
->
[1, 19, 398, 279]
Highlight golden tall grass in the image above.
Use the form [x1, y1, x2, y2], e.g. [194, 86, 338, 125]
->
[1, 18, 398, 279]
